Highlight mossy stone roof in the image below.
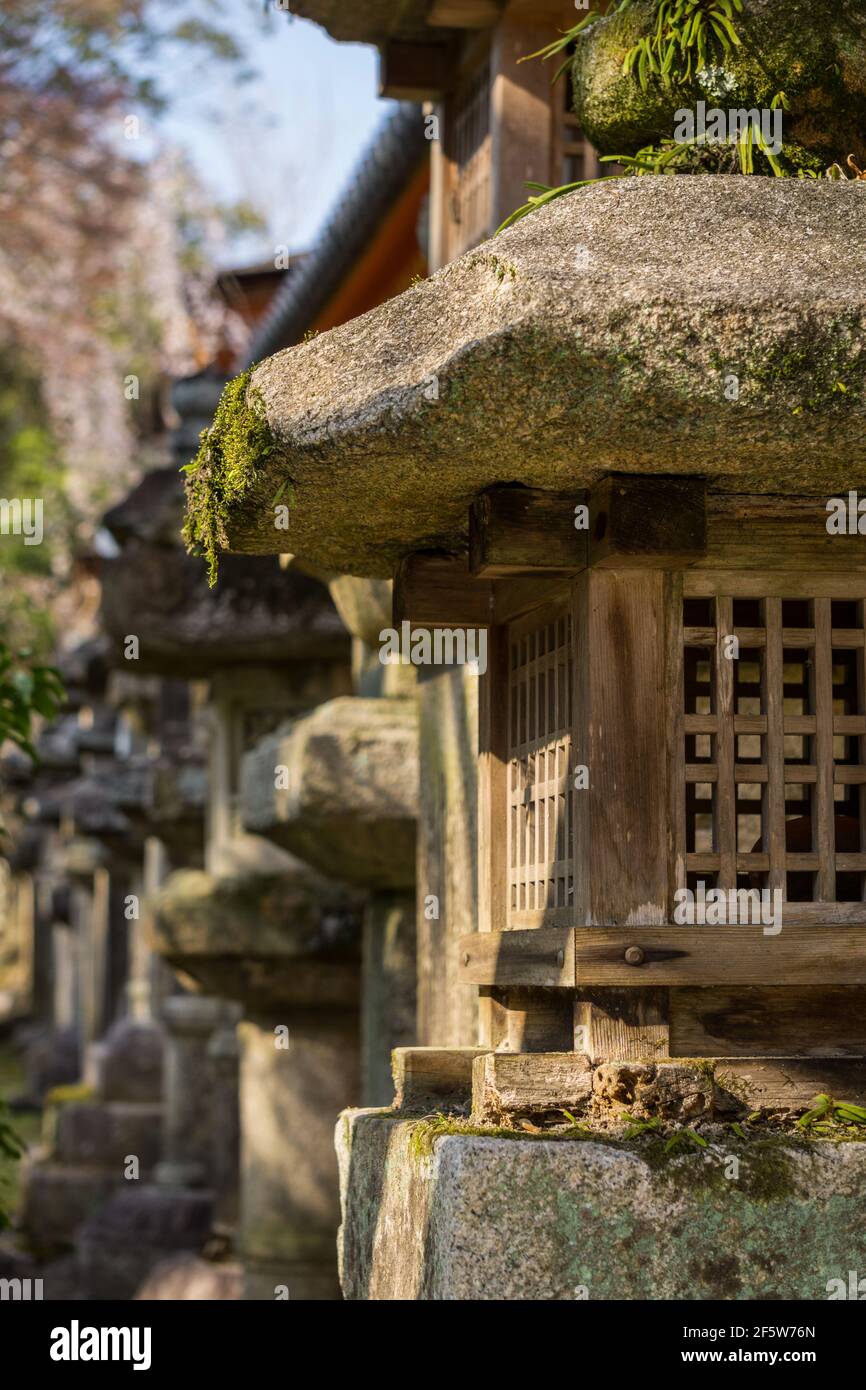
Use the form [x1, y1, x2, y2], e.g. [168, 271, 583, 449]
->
[185, 177, 866, 578]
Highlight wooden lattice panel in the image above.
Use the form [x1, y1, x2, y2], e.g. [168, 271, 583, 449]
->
[680, 588, 866, 911]
[507, 604, 574, 927]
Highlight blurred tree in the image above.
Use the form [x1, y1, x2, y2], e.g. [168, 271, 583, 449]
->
[0, 1, 265, 649]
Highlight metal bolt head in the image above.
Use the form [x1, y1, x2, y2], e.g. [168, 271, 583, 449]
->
[556, 949, 565, 968]
[462, 951, 470, 967]
[624, 945, 645, 966]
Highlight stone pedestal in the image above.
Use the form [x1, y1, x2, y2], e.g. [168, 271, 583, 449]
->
[208, 1017, 241, 1231]
[17, 1015, 164, 1255]
[337, 1105, 866, 1301]
[152, 861, 362, 1299]
[241, 696, 418, 1106]
[60, 999, 233, 1300]
[239, 1011, 359, 1300]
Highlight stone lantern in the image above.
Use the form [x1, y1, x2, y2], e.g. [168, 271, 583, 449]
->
[183, 170, 866, 1297]
[100, 463, 360, 1299]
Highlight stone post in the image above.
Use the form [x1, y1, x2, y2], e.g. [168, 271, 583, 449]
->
[155, 994, 232, 1190]
[129, 836, 169, 1023]
[207, 1014, 241, 1232]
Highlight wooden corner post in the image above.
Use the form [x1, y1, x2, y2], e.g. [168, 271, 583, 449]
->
[572, 568, 682, 1060]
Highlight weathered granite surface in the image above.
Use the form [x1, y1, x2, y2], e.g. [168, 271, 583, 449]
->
[186, 178, 866, 576]
[337, 1109, 866, 1300]
[150, 867, 361, 1011]
[241, 697, 418, 889]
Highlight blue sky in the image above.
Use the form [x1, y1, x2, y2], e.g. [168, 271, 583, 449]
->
[155, 7, 395, 264]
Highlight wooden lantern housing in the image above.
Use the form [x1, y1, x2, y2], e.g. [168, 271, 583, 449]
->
[396, 478, 866, 1099]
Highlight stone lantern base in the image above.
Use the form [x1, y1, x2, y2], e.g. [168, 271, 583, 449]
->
[337, 1107, 866, 1302]
[336, 1050, 866, 1302]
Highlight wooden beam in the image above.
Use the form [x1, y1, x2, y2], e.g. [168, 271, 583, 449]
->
[697, 495, 866, 572]
[459, 928, 573, 987]
[575, 989, 670, 1062]
[472, 1051, 592, 1123]
[573, 926, 866, 987]
[574, 570, 674, 925]
[393, 552, 494, 627]
[379, 41, 454, 101]
[477, 624, 508, 935]
[490, 11, 559, 232]
[671, 986, 866, 1058]
[715, 1058, 866, 1112]
[589, 475, 707, 568]
[427, 0, 501, 26]
[492, 574, 572, 624]
[392, 1046, 489, 1111]
[459, 927, 866, 987]
[469, 487, 588, 576]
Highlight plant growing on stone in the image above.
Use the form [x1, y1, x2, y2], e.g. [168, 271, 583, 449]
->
[520, 0, 742, 88]
[501, 0, 863, 230]
[622, 1113, 663, 1139]
[520, 3, 630, 84]
[663, 1127, 709, 1155]
[623, 0, 743, 90]
[797, 1093, 866, 1133]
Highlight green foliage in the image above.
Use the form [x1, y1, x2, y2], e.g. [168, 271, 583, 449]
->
[501, 1, 845, 230]
[797, 1093, 866, 1134]
[663, 1126, 709, 1155]
[182, 369, 281, 587]
[518, 0, 743, 87]
[623, 0, 744, 91]
[622, 1113, 664, 1139]
[519, 3, 631, 84]
[559, 1109, 592, 1135]
[0, 640, 64, 761]
[623, 1113, 708, 1152]
[603, 96, 787, 177]
[497, 175, 625, 232]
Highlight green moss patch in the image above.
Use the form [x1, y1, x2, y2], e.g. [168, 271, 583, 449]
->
[182, 369, 283, 586]
[571, 0, 866, 165]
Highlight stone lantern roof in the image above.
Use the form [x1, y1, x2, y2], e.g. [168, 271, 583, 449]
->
[184, 178, 866, 578]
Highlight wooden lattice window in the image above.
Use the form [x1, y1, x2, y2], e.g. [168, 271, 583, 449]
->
[506, 602, 574, 928]
[444, 58, 492, 261]
[681, 584, 866, 914]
